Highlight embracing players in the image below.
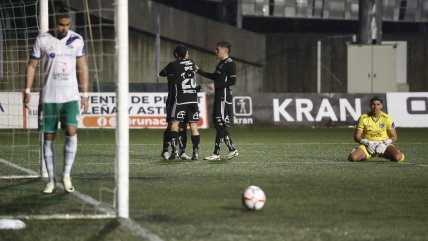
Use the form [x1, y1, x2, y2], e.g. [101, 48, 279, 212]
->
[159, 45, 200, 160]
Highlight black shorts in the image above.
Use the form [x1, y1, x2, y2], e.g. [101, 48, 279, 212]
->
[213, 100, 232, 127]
[171, 103, 199, 123]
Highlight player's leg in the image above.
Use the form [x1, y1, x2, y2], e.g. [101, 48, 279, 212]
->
[188, 105, 200, 160]
[204, 101, 223, 160]
[178, 122, 191, 160]
[203, 120, 223, 161]
[382, 145, 405, 162]
[161, 121, 172, 160]
[348, 145, 370, 162]
[42, 103, 58, 194]
[168, 120, 180, 160]
[189, 122, 200, 160]
[223, 103, 238, 160]
[60, 101, 80, 193]
[161, 105, 173, 160]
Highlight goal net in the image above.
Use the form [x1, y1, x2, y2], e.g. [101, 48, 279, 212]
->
[0, 0, 124, 219]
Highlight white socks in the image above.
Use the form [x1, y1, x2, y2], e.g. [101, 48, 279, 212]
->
[43, 135, 77, 181]
[63, 135, 77, 177]
[43, 140, 55, 182]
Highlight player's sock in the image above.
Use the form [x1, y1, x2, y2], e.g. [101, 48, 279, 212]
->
[162, 129, 169, 153]
[63, 135, 77, 177]
[224, 129, 236, 151]
[169, 131, 179, 154]
[214, 126, 225, 155]
[399, 153, 405, 162]
[43, 140, 55, 182]
[191, 135, 200, 156]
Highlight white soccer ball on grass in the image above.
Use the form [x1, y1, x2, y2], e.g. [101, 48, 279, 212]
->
[241, 185, 266, 210]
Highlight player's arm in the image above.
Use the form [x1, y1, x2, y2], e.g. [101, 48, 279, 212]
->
[196, 67, 216, 80]
[159, 63, 172, 77]
[386, 128, 397, 143]
[214, 62, 236, 88]
[24, 59, 39, 108]
[77, 56, 89, 113]
[353, 128, 364, 144]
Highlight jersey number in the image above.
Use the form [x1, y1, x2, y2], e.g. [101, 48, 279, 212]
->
[181, 70, 196, 90]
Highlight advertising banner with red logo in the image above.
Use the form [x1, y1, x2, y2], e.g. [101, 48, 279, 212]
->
[0, 92, 208, 129]
[80, 92, 208, 129]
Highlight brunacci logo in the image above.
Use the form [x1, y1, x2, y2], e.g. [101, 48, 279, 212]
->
[233, 96, 253, 125]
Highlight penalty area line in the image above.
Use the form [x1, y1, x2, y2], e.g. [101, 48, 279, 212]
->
[0, 158, 163, 241]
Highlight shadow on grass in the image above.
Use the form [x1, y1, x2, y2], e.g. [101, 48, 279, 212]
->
[86, 219, 121, 241]
[1, 191, 69, 215]
[158, 159, 199, 165]
[0, 178, 40, 192]
[207, 159, 229, 164]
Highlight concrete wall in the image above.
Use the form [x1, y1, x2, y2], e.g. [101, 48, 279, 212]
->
[70, 0, 265, 93]
[264, 33, 428, 93]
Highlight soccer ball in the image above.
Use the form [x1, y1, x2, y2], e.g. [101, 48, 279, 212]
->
[241, 185, 266, 210]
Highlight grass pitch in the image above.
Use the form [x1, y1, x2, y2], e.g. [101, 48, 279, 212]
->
[1, 127, 427, 241]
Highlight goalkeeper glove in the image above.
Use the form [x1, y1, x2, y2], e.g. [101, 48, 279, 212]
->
[360, 139, 369, 146]
[376, 139, 392, 154]
[360, 139, 378, 154]
[195, 85, 202, 92]
[367, 141, 378, 154]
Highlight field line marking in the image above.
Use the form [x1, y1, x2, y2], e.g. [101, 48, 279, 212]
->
[0, 158, 39, 176]
[0, 158, 164, 241]
[120, 218, 164, 241]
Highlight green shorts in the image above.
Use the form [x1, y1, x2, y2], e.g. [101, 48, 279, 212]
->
[42, 101, 80, 133]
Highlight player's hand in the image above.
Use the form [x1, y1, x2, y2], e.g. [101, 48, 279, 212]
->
[360, 139, 369, 146]
[367, 141, 378, 154]
[81, 96, 89, 114]
[207, 83, 215, 90]
[375, 142, 387, 154]
[376, 139, 392, 154]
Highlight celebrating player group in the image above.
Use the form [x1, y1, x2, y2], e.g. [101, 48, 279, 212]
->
[159, 42, 239, 161]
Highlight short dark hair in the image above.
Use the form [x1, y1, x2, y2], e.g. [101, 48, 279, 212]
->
[174, 44, 187, 59]
[55, 6, 71, 21]
[217, 41, 231, 53]
[370, 96, 383, 104]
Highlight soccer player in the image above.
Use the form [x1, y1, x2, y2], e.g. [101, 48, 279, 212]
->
[196, 41, 239, 161]
[24, 9, 89, 193]
[159, 45, 200, 160]
[348, 96, 405, 162]
[159, 70, 191, 160]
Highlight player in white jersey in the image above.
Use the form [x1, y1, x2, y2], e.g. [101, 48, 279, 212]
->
[24, 10, 89, 194]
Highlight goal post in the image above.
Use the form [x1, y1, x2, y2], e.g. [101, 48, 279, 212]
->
[115, 0, 129, 219]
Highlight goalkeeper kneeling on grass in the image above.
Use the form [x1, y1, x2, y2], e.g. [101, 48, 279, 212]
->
[348, 96, 405, 162]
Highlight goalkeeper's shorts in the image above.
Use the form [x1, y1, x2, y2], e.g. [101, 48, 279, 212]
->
[357, 144, 400, 159]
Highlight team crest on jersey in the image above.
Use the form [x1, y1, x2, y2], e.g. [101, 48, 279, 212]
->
[379, 123, 385, 129]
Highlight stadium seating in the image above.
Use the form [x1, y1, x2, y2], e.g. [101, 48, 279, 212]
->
[240, 0, 428, 22]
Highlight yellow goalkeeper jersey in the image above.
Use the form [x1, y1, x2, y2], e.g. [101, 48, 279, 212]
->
[357, 111, 395, 141]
